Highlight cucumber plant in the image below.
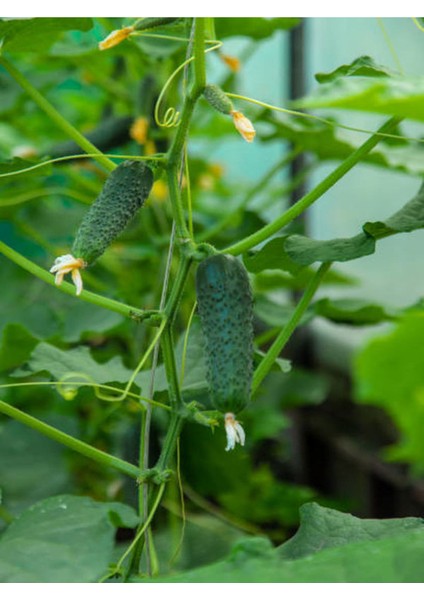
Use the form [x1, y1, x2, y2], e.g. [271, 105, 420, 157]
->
[0, 16, 423, 583]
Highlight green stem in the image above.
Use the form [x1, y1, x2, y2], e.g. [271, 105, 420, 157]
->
[161, 327, 184, 410]
[164, 256, 192, 320]
[198, 148, 301, 243]
[252, 262, 331, 393]
[0, 400, 140, 479]
[166, 19, 206, 241]
[0, 56, 116, 173]
[192, 18, 206, 92]
[116, 482, 166, 579]
[0, 240, 150, 320]
[224, 116, 402, 256]
[155, 413, 184, 473]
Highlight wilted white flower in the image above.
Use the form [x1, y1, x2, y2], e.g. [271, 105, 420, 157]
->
[50, 254, 85, 296]
[224, 412, 246, 451]
[98, 26, 134, 51]
[230, 110, 256, 143]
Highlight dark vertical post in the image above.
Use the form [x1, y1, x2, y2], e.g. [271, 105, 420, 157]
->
[289, 19, 307, 207]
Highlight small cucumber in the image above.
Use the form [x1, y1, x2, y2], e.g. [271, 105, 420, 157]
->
[72, 159, 153, 265]
[196, 254, 254, 415]
[203, 84, 234, 115]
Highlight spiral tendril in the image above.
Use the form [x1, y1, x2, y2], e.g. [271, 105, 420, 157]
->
[154, 40, 222, 129]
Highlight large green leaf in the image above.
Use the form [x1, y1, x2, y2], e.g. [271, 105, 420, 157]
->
[314, 297, 397, 326]
[138, 503, 424, 582]
[278, 181, 424, 267]
[0, 323, 38, 372]
[315, 55, 396, 83]
[244, 236, 303, 275]
[354, 311, 424, 470]
[383, 181, 424, 232]
[285, 232, 375, 265]
[215, 18, 300, 39]
[0, 494, 137, 582]
[278, 502, 424, 559]
[296, 75, 424, 122]
[0, 18, 93, 53]
[15, 341, 137, 390]
[0, 419, 73, 517]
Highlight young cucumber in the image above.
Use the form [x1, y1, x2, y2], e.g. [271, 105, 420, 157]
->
[50, 159, 153, 295]
[196, 254, 254, 416]
[72, 159, 153, 265]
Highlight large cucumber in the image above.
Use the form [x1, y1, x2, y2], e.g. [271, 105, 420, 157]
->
[195, 254, 254, 416]
[72, 159, 153, 265]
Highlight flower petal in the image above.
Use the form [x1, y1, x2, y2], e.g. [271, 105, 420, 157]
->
[224, 412, 246, 451]
[71, 268, 83, 296]
[231, 111, 256, 143]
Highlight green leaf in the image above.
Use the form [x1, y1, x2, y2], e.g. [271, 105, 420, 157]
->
[138, 503, 424, 582]
[296, 75, 424, 122]
[0, 494, 137, 582]
[283, 181, 424, 267]
[244, 236, 303, 275]
[0, 157, 52, 180]
[278, 502, 424, 559]
[0, 323, 38, 372]
[219, 466, 318, 528]
[315, 56, 396, 83]
[314, 298, 397, 326]
[263, 115, 424, 177]
[285, 233, 375, 266]
[0, 18, 93, 53]
[384, 181, 424, 232]
[215, 17, 300, 40]
[0, 419, 74, 516]
[59, 301, 124, 343]
[253, 268, 355, 292]
[274, 368, 330, 408]
[353, 311, 424, 470]
[254, 294, 314, 328]
[254, 349, 292, 374]
[15, 342, 137, 389]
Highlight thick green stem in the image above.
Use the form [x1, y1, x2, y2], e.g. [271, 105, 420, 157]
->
[0, 56, 116, 173]
[0, 400, 140, 479]
[225, 116, 402, 256]
[164, 256, 192, 320]
[0, 240, 151, 321]
[252, 262, 332, 393]
[155, 414, 184, 473]
[166, 18, 206, 241]
[161, 327, 184, 410]
[192, 18, 206, 93]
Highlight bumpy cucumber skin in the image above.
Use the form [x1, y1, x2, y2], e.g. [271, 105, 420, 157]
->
[196, 254, 254, 414]
[72, 160, 153, 265]
[203, 84, 234, 115]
